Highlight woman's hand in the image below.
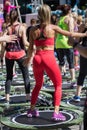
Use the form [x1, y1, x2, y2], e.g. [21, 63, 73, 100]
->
[4, 35, 17, 43]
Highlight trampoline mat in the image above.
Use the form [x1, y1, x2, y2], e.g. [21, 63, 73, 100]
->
[68, 97, 86, 107]
[12, 80, 24, 86]
[0, 94, 52, 107]
[11, 110, 76, 127]
[0, 95, 27, 104]
[42, 83, 76, 92]
[12, 79, 35, 86]
[62, 83, 76, 89]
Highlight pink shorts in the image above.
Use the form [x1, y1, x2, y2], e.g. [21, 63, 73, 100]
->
[74, 49, 79, 56]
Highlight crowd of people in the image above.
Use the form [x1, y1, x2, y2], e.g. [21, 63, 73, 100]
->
[0, 1, 87, 127]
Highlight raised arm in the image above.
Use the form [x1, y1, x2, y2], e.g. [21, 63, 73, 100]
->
[54, 25, 87, 37]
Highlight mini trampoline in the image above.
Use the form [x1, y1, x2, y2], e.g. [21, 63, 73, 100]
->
[61, 96, 86, 110]
[12, 78, 35, 86]
[42, 82, 77, 93]
[0, 91, 52, 108]
[0, 108, 83, 130]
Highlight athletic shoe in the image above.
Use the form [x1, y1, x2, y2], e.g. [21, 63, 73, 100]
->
[73, 95, 81, 102]
[70, 81, 77, 89]
[13, 73, 17, 78]
[4, 100, 10, 108]
[27, 109, 39, 117]
[75, 65, 80, 71]
[52, 112, 66, 121]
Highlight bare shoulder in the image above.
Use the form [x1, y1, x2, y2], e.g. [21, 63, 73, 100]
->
[64, 15, 73, 24]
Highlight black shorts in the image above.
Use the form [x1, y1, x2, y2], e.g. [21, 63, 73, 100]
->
[56, 48, 74, 69]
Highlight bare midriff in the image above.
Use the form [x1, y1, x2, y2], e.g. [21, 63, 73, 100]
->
[36, 45, 54, 51]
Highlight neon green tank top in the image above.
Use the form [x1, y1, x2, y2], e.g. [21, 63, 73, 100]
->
[55, 16, 72, 49]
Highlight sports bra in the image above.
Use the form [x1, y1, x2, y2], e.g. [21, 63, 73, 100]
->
[34, 25, 54, 46]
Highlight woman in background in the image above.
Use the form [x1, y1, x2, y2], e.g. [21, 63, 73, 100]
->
[4, 9, 31, 104]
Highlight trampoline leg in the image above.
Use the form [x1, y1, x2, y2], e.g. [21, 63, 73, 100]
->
[0, 115, 3, 130]
[0, 124, 3, 130]
[79, 121, 83, 130]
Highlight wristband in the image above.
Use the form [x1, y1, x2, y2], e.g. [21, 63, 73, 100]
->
[73, 42, 79, 49]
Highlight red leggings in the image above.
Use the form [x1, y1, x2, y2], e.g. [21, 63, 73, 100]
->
[31, 50, 62, 106]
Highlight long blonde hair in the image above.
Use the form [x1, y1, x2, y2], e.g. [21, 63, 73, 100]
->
[38, 4, 51, 26]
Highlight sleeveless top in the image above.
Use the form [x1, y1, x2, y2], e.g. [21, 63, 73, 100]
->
[55, 16, 72, 49]
[5, 24, 25, 59]
[34, 25, 54, 47]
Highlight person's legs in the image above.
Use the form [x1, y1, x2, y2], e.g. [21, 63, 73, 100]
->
[13, 62, 17, 78]
[42, 51, 66, 120]
[56, 49, 66, 75]
[5, 58, 14, 102]
[74, 49, 80, 70]
[27, 53, 44, 117]
[84, 91, 87, 130]
[65, 48, 77, 88]
[27, 51, 65, 120]
[73, 56, 87, 101]
[73, 72, 86, 101]
[17, 57, 31, 101]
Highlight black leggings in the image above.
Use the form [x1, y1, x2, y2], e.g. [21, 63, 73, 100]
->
[77, 56, 87, 86]
[5, 57, 30, 94]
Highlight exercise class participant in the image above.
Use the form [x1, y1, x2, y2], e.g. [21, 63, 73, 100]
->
[55, 5, 76, 86]
[3, 0, 20, 22]
[73, 23, 87, 102]
[26, 18, 37, 42]
[68, 36, 87, 130]
[4, 9, 30, 104]
[24, 4, 87, 121]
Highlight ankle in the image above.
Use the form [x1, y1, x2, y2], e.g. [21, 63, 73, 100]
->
[30, 105, 35, 111]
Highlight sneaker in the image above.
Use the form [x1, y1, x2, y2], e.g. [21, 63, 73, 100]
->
[13, 73, 17, 78]
[52, 112, 66, 121]
[75, 65, 80, 71]
[27, 109, 39, 117]
[70, 82, 77, 89]
[73, 95, 80, 102]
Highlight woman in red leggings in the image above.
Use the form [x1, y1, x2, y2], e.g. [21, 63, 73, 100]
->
[24, 4, 87, 121]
